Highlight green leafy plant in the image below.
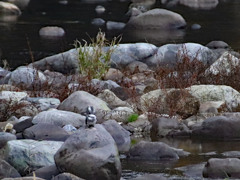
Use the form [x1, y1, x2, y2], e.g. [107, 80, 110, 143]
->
[74, 30, 121, 80]
[128, 113, 139, 123]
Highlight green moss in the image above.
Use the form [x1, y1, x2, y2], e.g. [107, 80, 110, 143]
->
[127, 113, 139, 123]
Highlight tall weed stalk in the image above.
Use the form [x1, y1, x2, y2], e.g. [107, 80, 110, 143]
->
[74, 31, 121, 80]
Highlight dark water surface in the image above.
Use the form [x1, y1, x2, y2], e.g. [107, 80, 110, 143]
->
[122, 137, 240, 179]
[1, 0, 240, 69]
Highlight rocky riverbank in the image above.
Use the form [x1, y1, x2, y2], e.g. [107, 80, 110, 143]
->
[1, 0, 240, 179]
[1, 39, 240, 179]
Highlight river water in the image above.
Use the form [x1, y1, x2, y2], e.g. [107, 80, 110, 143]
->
[1, 0, 240, 69]
[1, 0, 240, 178]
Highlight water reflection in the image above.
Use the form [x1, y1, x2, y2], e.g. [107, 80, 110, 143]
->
[0, 14, 18, 23]
[122, 136, 240, 178]
[124, 29, 185, 46]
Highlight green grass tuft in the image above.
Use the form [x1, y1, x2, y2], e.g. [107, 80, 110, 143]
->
[128, 113, 139, 123]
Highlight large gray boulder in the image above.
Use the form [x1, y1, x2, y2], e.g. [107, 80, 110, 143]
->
[54, 124, 121, 180]
[192, 116, 240, 139]
[188, 85, 240, 112]
[32, 109, 85, 128]
[205, 51, 240, 76]
[0, 91, 28, 121]
[8, 67, 47, 90]
[151, 117, 190, 137]
[27, 165, 59, 180]
[110, 43, 157, 69]
[30, 49, 79, 74]
[39, 26, 65, 38]
[23, 124, 70, 141]
[179, 0, 218, 10]
[129, 141, 179, 160]
[53, 173, 85, 180]
[58, 91, 110, 119]
[2, 177, 45, 180]
[5, 0, 30, 10]
[0, 159, 21, 179]
[144, 43, 215, 68]
[0, 140, 63, 175]
[0, 132, 16, 149]
[203, 158, 240, 178]
[139, 88, 199, 118]
[26, 97, 60, 111]
[102, 120, 131, 153]
[0, 1, 21, 15]
[126, 8, 186, 29]
[97, 89, 131, 109]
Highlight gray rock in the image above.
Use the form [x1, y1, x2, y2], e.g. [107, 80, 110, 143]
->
[27, 165, 59, 180]
[191, 23, 201, 30]
[95, 5, 105, 14]
[106, 21, 126, 30]
[0, 68, 10, 84]
[125, 61, 150, 74]
[175, 163, 205, 178]
[205, 51, 240, 76]
[188, 85, 240, 112]
[0, 132, 16, 149]
[151, 117, 179, 137]
[206, 40, 230, 50]
[203, 158, 240, 178]
[0, 139, 63, 175]
[126, 8, 186, 29]
[8, 67, 47, 90]
[57, 91, 110, 119]
[91, 79, 120, 90]
[32, 109, 85, 128]
[97, 89, 130, 109]
[102, 120, 131, 153]
[91, 18, 105, 26]
[53, 173, 84, 180]
[129, 141, 179, 160]
[5, 0, 30, 10]
[179, 0, 218, 10]
[0, 91, 28, 102]
[104, 107, 135, 124]
[23, 124, 70, 141]
[30, 48, 79, 74]
[0, 1, 21, 15]
[0, 159, 21, 179]
[221, 151, 240, 158]
[13, 117, 33, 133]
[54, 124, 121, 180]
[144, 43, 215, 68]
[104, 68, 124, 82]
[110, 43, 157, 69]
[126, 113, 151, 135]
[192, 116, 240, 139]
[62, 124, 77, 133]
[39, 26, 65, 38]
[26, 97, 60, 111]
[2, 177, 45, 180]
[139, 88, 199, 118]
[127, 7, 142, 17]
[12, 100, 38, 118]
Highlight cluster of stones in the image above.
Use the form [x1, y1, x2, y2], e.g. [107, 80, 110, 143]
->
[1, 0, 240, 179]
[0, 37, 240, 179]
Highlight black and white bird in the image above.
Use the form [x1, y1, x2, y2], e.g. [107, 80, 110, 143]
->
[85, 106, 97, 128]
